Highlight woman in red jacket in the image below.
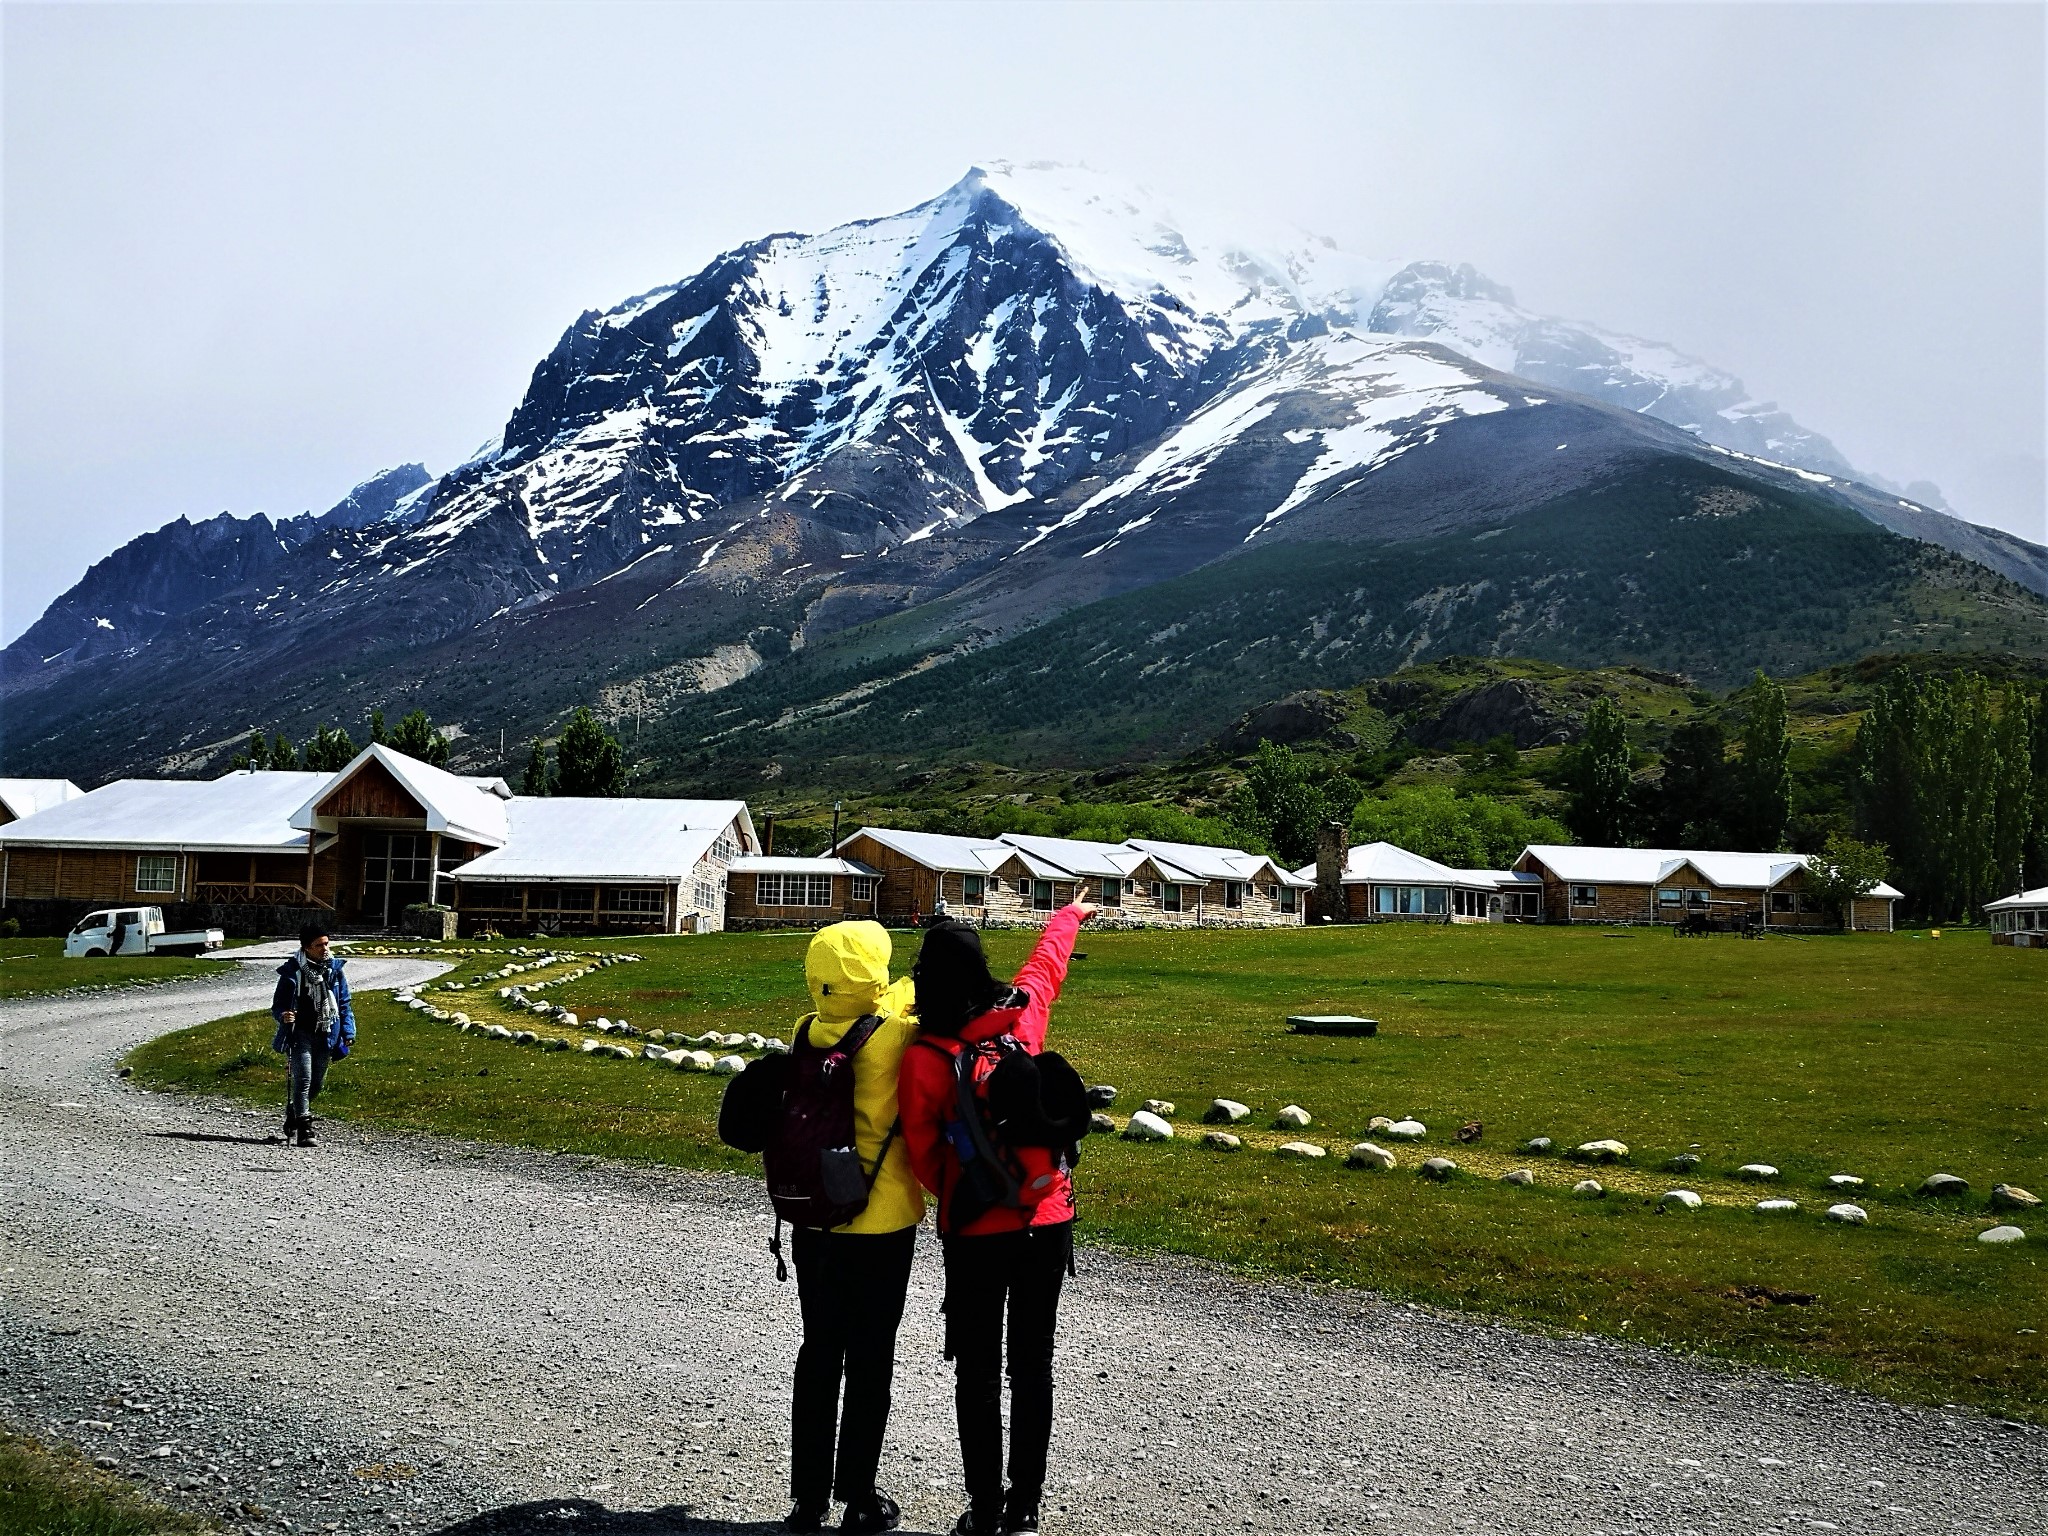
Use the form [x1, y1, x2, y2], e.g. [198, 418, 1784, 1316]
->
[899, 902, 1094, 1536]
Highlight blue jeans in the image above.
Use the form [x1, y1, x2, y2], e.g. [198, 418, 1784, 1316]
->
[286, 1032, 330, 1125]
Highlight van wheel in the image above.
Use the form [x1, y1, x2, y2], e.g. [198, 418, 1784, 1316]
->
[83, 948, 109, 958]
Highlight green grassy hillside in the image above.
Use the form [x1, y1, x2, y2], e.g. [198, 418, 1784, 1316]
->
[640, 461, 2048, 796]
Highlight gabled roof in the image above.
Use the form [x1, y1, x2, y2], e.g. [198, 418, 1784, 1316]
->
[730, 855, 879, 877]
[0, 778, 84, 822]
[0, 771, 323, 853]
[839, 827, 1020, 876]
[997, 832, 1148, 881]
[1984, 886, 2048, 912]
[291, 744, 512, 848]
[1291, 841, 1503, 889]
[449, 797, 748, 882]
[1518, 845, 1903, 900]
[1124, 837, 1309, 887]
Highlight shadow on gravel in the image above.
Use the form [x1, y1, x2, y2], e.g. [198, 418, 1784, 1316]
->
[148, 1130, 283, 1147]
[425, 1500, 944, 1536]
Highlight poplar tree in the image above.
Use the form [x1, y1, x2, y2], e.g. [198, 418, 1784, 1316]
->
[1732, 671, 1791, 850]
[521, 739, 555, 798]
[1566, 697, 1636, 846]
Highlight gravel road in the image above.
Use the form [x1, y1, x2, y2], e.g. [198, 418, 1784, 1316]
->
[2, 959, 2042, 1536]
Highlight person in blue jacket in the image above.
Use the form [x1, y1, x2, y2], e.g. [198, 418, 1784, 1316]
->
[270, 921, 354, 1147]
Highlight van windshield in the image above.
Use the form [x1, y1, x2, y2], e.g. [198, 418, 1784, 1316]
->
[73, 914, 107, 934]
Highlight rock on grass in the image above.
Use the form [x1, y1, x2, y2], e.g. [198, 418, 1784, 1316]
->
[1201, 1131, 1242, 1151]
[1346, 1142, 1396, 1170]
[1203, 1099, 1250, 1125]
[1123, 1110, 1173, 1141]
[1276, 1141, 1327, 1161]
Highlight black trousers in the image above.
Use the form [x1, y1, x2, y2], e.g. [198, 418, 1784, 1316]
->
[790, 1224, 917, 1508]
[942, 1221, 1073, 1516]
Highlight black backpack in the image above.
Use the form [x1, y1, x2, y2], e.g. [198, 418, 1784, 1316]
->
[919, 1025, 1094, 1232]
[718, 1014, 898, 1279]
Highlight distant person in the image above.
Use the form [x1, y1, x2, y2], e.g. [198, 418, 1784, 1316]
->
[778, 922, 923, 1534]
[900, 902, 1096, 1536]
[269, 921, 354, 1147]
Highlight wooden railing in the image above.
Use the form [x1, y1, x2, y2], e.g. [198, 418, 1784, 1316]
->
[193, 883, 330, 908]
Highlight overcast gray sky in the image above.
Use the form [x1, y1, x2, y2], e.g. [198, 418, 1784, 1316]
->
[5, 0, 2043, 643]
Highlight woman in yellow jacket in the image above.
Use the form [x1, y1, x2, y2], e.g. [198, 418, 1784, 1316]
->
[786, 921, 922, 1535]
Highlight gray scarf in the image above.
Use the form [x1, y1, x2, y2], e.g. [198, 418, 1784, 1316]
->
[295, 952, 337, 1031]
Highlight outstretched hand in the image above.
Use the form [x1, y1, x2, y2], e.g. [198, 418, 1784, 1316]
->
[1071, 902, 1101, 920]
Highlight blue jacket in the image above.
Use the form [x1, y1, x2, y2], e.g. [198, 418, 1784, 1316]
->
[271, 954, 355, 1056]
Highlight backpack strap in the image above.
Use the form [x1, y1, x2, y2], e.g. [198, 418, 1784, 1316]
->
[769, 1214, 788, 1284]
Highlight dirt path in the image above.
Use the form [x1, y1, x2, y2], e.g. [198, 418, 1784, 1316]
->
[2, 960, 2042, 1536]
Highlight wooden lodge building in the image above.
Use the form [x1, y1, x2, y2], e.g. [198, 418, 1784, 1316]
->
[830, 827, 1310, 928]
[0, 746, 757, 937]
[1510, 846, 1901, 931]
[1298, 840, 1541, 923]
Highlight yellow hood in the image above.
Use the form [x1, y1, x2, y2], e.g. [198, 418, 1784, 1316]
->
[804, 920, 896, 1027]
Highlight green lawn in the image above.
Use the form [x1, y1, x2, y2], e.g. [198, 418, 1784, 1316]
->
[131, 924, 2047, 1419]
[0, 938, 234, 998]
[0, 1427, 217, 1536]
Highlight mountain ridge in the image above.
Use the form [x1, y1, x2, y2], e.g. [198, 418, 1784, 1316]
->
[6, 163, 2045, 785]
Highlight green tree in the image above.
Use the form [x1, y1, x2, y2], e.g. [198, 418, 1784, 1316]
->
[386, 708, 450, 767]
[1650, 718, 1731, 846]
[301, 723, 357, 772]
[228, 729, 268, 771]
[2027, 684, 2048, 889]
[1351, 784, 1570, 869]
[367, 707, 388, 746]
[553, 707, 626, 797]
[1731, 671, 1791, 849]
[1804, 831, 1891, 918]
[1228, 740, 1359, 867]
[265, 732, 298, 770]
[521, 739, 555, 798]
[1564, 697, 1636, 846]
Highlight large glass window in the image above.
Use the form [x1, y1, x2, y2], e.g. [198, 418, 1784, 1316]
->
[1158, 883, 1183, 913]
[1278, 885, 1298, 913]
[361, 832, 432, 925]
[851, 876, 877, 902]
[604, 887, 664, 916]
[1570, 884, 1599, 907]
[1097, 877, 1121, 906]
[963, 874, 984, 905]
[1031, 879, 1055, 911]
[1224, 881, 1244, 909]
[756, 873, 833, 907]
[135, 854, 179, 894]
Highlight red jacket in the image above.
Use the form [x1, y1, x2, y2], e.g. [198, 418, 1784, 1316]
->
[900, 904, 1086, 1236]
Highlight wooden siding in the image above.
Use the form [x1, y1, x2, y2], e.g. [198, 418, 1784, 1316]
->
[316, 757, 425, 821]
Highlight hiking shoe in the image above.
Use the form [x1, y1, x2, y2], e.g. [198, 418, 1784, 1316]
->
[296, 1120, 317, 1148]
[841, 1492, 900, 1534]
[281, 1115, 298, 1142]
[1001, 1505, 1041, 1534]
[949, 1509, 1002, 1536]
[784, 1503, 828, 1533]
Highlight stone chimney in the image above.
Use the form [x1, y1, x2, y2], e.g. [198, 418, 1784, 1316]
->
[1316, 820, 1348, 923]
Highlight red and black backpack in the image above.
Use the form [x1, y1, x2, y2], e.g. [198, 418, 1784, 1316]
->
[917, 992, 1094, 1232]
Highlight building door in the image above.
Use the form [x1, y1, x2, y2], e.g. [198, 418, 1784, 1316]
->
[361, 832, 431, 927]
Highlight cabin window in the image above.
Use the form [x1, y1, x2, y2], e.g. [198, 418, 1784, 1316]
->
[1223, 881, 1244, 909]
[1798, 893, 1822, 913]
[1159, 883, 1183, 913]
[1097, 878, 1121, 906]
[1687, 888, 1711, 907]
[1770, 892, 1796, 912]
[135, 854, 179, 894]
[535, 885, 594, 915]
[1278, 886, 1298, 913]
[1376, 886, 1445, 915]
[693, 876, 721, 912]
[605, 887, 664, 916]
[1657, 888, 1683, 908]
[851, 876, 878, 903]
[714, 831, 738, 861]
[756, 873, 834, 907]
[963, 874, 984, 904]
[1570, 885, 1599, 907]
[1031, 879, 1054, 911]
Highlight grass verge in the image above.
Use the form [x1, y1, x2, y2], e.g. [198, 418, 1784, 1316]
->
[0, 938, 234, 999]
[131, 924, 2047, 1420]
[0, 1426, 218, 1536]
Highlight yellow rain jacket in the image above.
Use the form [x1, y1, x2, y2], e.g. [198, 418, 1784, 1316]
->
[798, 921, 923, 1234]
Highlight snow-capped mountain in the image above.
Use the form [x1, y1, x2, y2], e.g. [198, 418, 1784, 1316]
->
[7, 162, 2044, 783]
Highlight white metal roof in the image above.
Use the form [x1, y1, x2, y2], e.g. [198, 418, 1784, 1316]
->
[729, 855, 880, 877]
[1985, 886, 2048, 912]
[291, 745, 513, 847]
[1124, 837, 1309, 887]
[0, 771, 323, 853]
[998, 833, 1149, 880]
[0, 778, 84, 822]
[1519, 845, 1902, 900]
[840, 827, 1021, 875]
[449, 797, 749, 882]
[1290, 841, 1503, 889]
